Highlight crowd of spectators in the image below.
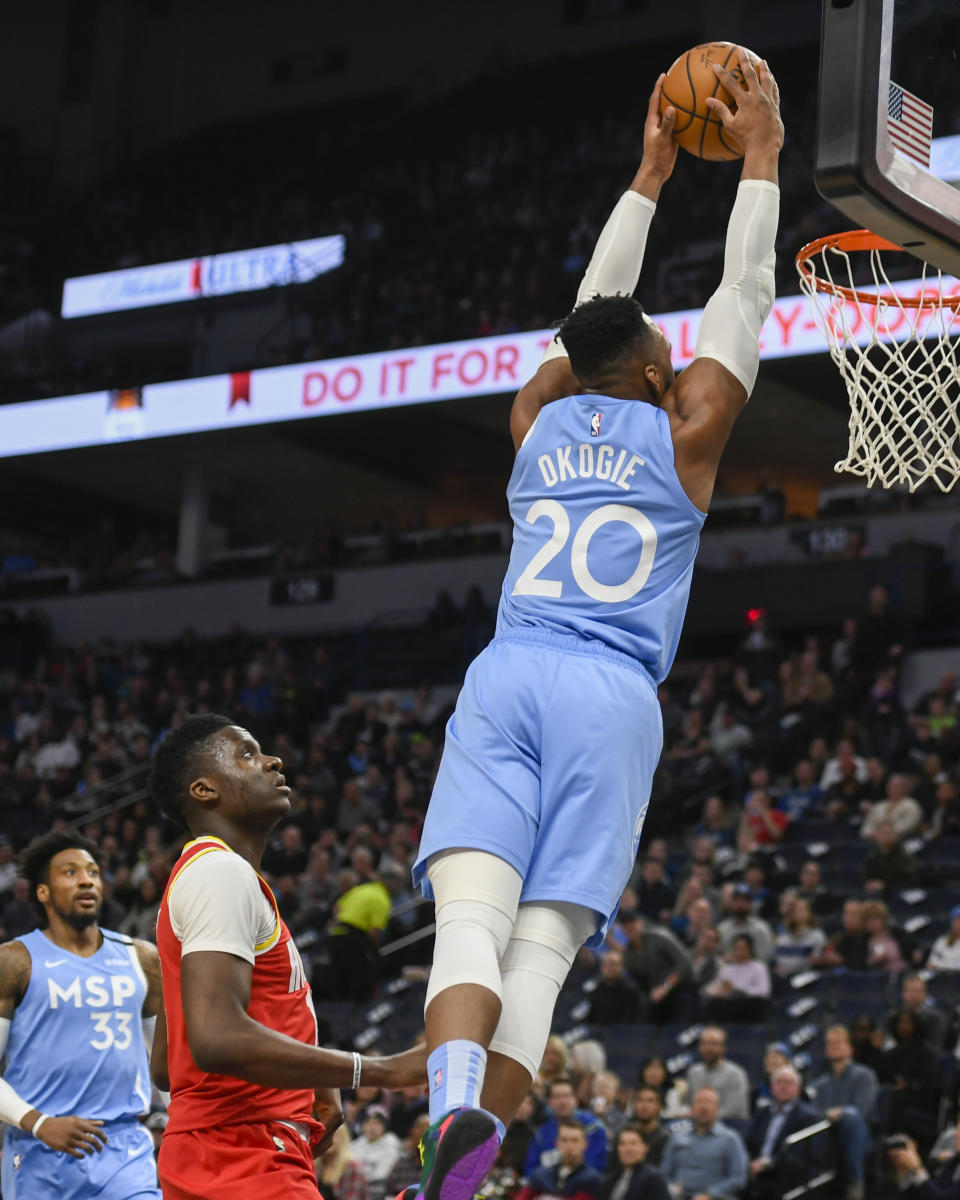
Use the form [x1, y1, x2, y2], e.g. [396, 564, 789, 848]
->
[0, 39, 838, 401]
[1, 578, 960, 1195]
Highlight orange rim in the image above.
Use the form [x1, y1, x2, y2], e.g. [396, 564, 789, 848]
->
[795, 229, 960, 310]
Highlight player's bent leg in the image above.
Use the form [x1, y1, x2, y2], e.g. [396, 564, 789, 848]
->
[482, 900, 597, 1124]
[424, 848, 522, 1068]
[424, 849, 522, 1021]
[418, 850, 523, 1200]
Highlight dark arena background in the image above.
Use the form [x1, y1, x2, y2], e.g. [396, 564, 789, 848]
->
[2, 2, 960, 1198]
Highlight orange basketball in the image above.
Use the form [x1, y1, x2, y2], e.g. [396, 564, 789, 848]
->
[661, 41, 759, 161]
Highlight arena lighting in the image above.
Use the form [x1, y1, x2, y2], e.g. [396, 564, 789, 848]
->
[61, 235, 346, 318]
[3, 270, 957, 459]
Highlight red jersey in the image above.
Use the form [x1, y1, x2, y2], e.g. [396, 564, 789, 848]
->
[744, 806, 788, 845]
[156, 835, 322, 1137]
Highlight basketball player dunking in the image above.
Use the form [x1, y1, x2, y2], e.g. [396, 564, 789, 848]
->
[148, 715, 426, 1200]
[405, 52, 784, 1200]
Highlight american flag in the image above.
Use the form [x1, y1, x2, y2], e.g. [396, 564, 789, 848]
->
[888, 81, 934, 167]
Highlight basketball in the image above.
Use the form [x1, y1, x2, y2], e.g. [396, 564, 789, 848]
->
[661, 41, 759, 161]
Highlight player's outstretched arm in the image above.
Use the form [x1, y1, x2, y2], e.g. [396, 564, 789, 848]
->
[667, 49, 783, 512]
[510, 75, 677, 451]
[181, 951, 426, 1089]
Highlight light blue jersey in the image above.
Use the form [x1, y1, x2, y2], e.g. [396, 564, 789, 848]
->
[498, 394, 705, 682]
[1, 927, 159, 1200]
[415, 394, 705, 939]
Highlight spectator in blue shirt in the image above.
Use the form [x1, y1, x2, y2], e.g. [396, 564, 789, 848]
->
[517, 1120, 604, 1200]
[526, 1077, 609, 1175]
[777, 759, 823, 821]
[660, 1086, 748, 1199]
[808, 1025, 877, 1200]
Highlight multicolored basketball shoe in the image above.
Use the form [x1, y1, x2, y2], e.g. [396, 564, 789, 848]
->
[417, 1108, 499, 1200]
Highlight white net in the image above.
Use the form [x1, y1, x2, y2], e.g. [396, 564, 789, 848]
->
[796, 235, 960, 491]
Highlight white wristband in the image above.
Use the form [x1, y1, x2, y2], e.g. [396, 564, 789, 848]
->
[352, 1052, 362, 1090]
[0, 1068, 36, 1131]
[31, 1113, 50, 1137]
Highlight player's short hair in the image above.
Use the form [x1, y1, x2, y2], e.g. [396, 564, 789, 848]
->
[557, 295, 659, 382]
[20, 830, 101, 900]
[149, 713, 235, 826]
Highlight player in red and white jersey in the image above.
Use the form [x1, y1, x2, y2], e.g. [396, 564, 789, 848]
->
[149, 713, 425, 1200]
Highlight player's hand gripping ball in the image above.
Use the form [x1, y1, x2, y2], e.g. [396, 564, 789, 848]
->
[661, 41, 761, 160]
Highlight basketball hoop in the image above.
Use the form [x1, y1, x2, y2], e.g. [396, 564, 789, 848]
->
[795, 230, 960, 492]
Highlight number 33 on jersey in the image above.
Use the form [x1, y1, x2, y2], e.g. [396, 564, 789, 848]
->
[498, 395, 706, 685]
[5, 930, 153, 1119]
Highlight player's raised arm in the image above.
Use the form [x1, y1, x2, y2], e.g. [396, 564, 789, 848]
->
[181, 950, 425, 1090]
[667, 49, 783, 511]
[510, 75, 678, 450]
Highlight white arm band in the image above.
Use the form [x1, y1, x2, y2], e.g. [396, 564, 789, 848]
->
[541, 190, 657, 366]
[695, 179, 779, 396]
[0, 1018, 36, 1129]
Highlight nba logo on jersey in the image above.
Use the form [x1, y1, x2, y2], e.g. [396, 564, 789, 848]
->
[433, 1067, 443, 1089]
[272, 1135, 286, 1152]
[590, 412, 602, 437]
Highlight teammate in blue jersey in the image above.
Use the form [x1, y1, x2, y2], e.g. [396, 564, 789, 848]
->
[0, 830, 163, 1199]
[404, 52, 784, 1200]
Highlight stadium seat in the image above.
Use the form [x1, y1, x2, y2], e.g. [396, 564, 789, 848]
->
[786, 819, 836, 844]
[923, 970, 960, 1013]
[830, 970, 893, 1021]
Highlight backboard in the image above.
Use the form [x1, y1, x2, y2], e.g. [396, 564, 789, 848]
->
[815, 0, 960, 275]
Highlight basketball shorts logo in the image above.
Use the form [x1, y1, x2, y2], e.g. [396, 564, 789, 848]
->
[590, 412, 602, 437]
[272, 1135, 287, 1152]
[433, 1067, 443, 1090]
[12, 1153, 21, 1171]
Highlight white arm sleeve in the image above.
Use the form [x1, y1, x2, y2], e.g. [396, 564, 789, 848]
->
[168, 852, 276, 962]
[576, 190, 657, 305]
[541, 190, 657, 365]
[0, 1018, 35, 1128]
[694, 179, 779, 395]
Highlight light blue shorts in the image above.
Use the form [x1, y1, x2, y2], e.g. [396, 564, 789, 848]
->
[2, 1118, 160, 1200]
[413, 628, 662, 946]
